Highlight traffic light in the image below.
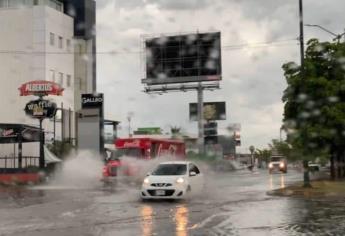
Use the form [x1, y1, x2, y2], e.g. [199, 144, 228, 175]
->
[204, 122, 218, 144]
[234, 131, 241, 146]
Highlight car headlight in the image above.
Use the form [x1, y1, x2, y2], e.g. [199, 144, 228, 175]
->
[268, 163, 273, 168]
[279, 163, 285, 168]
[176, 177, 185, 184]
[143, 178, 150, 185]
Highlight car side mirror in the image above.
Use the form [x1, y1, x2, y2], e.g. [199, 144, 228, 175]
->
[190, 171, 197, 177]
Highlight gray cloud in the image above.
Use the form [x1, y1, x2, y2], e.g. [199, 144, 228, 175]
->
[147, 0, 210, 10]
[96, 0, 345, 149]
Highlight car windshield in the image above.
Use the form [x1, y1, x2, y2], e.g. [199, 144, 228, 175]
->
[271, 157, 282, 162]
[151, 164, 187, 176]
[115, 148, 142, 158]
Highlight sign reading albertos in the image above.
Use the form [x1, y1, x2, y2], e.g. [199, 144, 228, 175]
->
[19, 80, 64, 96]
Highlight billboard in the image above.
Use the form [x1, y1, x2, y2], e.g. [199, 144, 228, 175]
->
[204, 122, 217, 136]
[143, 32, 221, 85]
[189, 102, 226, 121]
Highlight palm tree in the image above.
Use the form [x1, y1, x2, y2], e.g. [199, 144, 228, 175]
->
[170, 126, 182, 139]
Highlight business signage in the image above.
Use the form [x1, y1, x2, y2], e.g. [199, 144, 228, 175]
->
[190, 102, 226, 121]
[134, 127, 162, 135]
[82, 93, 104, 108]
[204, 122, 217, 136]
[24, 99, 57, 119]
[19, 80, 64, 96]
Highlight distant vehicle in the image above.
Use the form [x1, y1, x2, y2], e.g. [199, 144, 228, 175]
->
[268, 155, 287, 174]
[140, 161, 204, 200]
[102, 138, 186, 180]
[308, 161, 320, 172]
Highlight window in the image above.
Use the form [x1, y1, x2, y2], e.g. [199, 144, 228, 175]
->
[66, 39, 71, 52]
[50, 70, 55, 82]
[50, 33, 55, 46]
[0, 0, 7, 7]
[66, 74, 71, 87]
[58, 36, 63, 49]
[8, 0, 26, 7]
[48, 0, 63, 11]
[58, 72, 63, 86]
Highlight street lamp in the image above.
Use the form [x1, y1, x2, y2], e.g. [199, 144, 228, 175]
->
[305, 24, 345, 42]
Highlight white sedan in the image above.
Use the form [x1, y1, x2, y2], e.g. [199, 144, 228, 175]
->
[140, 161, 204, 200]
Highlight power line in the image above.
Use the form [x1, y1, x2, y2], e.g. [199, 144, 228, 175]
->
[0, 38, 299, 56]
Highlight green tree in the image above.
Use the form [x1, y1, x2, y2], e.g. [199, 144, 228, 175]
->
[46, 140, 74, 160]
[170, 126, 182, 139]
[255, 148, 272, 167]
[282, 38, 345, 183]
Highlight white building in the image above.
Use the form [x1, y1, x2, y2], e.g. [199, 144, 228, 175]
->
[0, 0, 96, 156]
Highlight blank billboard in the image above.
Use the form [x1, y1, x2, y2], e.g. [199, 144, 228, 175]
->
[143, 32, 221, 85]
[190, 102, 226, 121]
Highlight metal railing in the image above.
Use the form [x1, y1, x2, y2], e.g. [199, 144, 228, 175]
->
[0, 156, 39, 170]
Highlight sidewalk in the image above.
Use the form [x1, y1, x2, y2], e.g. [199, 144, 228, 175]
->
[268, 179, 345, 199]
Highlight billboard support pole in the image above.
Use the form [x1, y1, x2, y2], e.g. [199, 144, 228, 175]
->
[197, 83, 204, 154]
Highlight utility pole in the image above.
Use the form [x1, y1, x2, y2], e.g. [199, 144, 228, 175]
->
[299, 0, 311, 187]
[299, 0, 305, 72]
[197, 83, 204, 155]
[127, 116, 131, 137]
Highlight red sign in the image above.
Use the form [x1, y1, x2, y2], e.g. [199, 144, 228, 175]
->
[19, 80, 64, 96]
[1, 129, 15, 137]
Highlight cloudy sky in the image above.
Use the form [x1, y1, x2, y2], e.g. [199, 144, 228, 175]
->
[95, 0, 345, 152]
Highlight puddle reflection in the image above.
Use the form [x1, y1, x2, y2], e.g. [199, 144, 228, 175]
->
[140, 205, 153, 236]
[175, 205, 189, 236]
[269, 174, 273, 190]
[268, 174, 286, 190]
[280, 174, 285, 188]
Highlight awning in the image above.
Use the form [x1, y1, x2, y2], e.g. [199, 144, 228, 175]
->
[44, 146, 62, 164]
[0, 123, 41, 144]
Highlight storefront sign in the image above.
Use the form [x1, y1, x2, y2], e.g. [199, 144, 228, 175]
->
[24, 99, 57, 119]
[82, 93, 104, 108]
[19, 80, 64, 96]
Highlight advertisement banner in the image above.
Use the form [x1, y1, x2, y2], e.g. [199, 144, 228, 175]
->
[190, 102, 226, 121]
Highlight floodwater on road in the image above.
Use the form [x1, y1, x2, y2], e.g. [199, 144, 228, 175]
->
[0, 169, 344, 236]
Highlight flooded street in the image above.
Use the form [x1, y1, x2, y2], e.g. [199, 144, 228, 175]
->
[0, 170, 344, 236]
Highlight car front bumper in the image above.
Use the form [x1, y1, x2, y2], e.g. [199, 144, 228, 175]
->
[141, 185, 187, 199]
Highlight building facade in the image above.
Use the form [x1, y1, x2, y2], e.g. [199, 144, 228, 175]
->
[0, 0, 96, 156]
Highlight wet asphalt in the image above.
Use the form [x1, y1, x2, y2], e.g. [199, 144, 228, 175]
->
[0, 169, 344, 236]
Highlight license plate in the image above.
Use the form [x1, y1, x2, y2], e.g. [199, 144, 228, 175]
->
[155, 190, 165, 196]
